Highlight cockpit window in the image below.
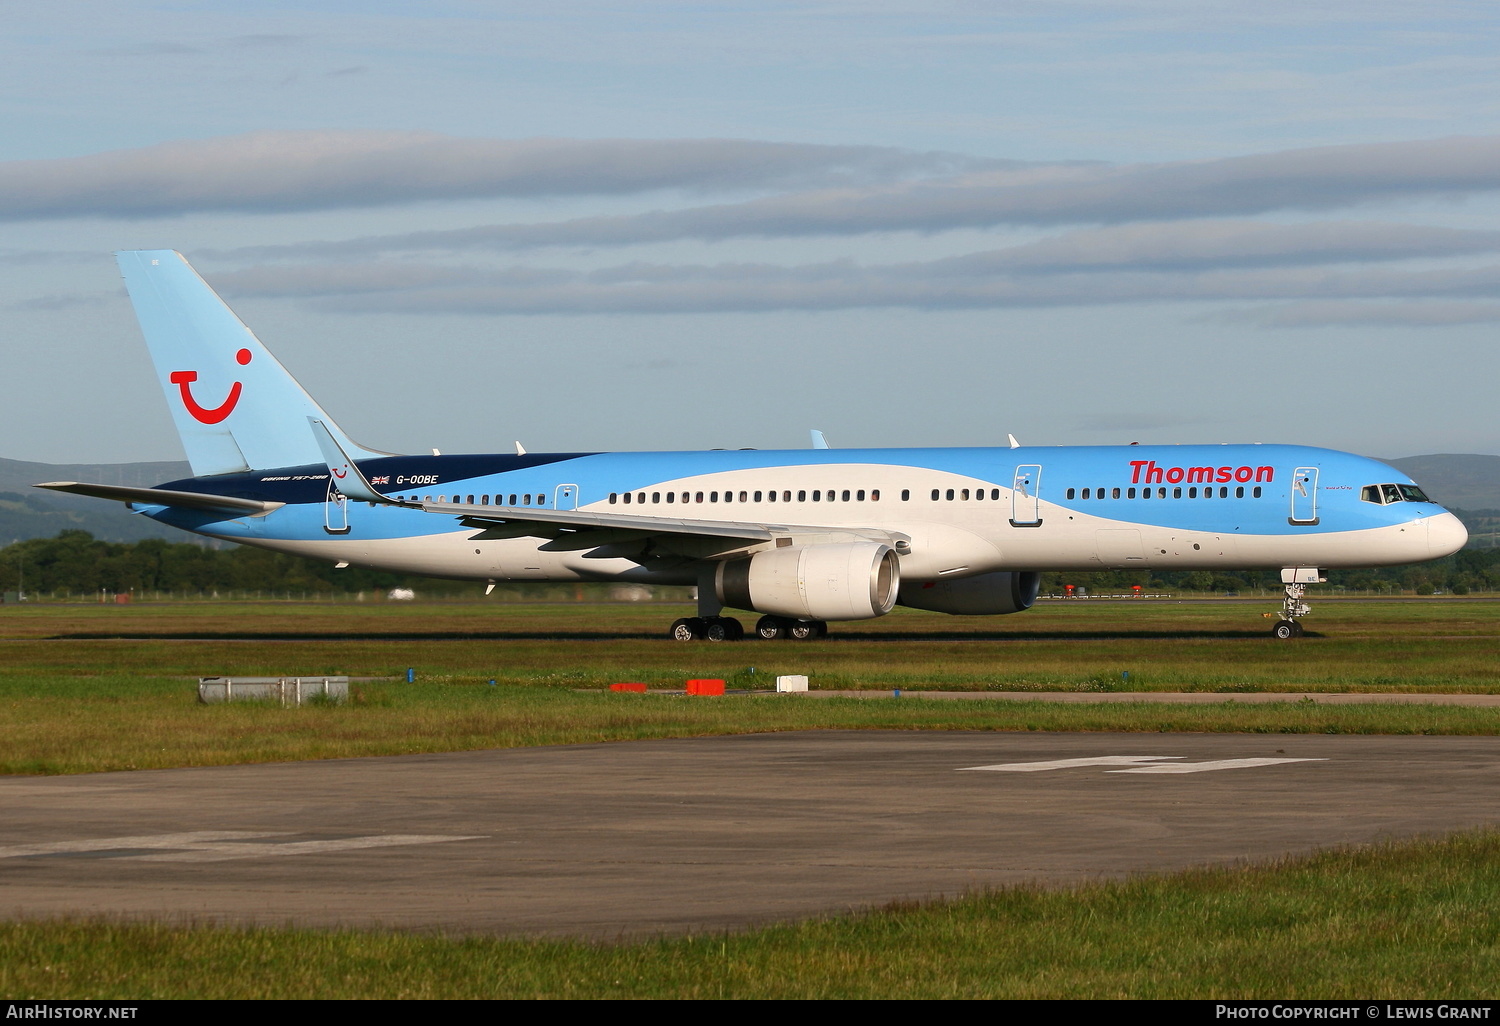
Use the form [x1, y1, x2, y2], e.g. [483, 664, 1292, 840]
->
[1362, 483, 1434, 505]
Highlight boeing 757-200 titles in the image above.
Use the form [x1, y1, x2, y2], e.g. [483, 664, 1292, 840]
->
[38, 251, 1467, 641]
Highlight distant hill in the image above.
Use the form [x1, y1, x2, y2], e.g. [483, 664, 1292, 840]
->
[1381, 454, 1500, 511]
[0, 456, 197, 544]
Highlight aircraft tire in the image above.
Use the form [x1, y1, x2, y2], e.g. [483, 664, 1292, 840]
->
[705, 617, 744, 642]
[671, 617, 706, 641]
[788, 621, 818, 641]
[755, 615, 787, 640]
[1273, 620, 1298, 640]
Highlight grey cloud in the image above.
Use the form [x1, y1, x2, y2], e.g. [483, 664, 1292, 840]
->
[1232, 300, 1500, 327]
[0, 132, 995, 221]
[208, 252, 1500, 316]
[218, 136, 1500, 259]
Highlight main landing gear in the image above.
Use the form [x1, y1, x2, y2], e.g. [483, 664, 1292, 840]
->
[1270, 568, 1323, 640]
[670, 616, 744, 642]
[667, 615, 828, 641]
[755, 615, 828, 641]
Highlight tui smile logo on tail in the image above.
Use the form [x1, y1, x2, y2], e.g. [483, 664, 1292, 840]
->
[170, 348, 251, 424]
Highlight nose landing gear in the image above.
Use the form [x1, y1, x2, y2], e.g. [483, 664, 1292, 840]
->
[1271, 568, 1323, 639]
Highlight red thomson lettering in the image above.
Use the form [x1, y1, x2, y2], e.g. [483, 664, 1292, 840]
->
[1125, 462, 1277, 487]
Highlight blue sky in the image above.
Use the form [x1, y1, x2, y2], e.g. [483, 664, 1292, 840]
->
[4, 1, 1500, 463]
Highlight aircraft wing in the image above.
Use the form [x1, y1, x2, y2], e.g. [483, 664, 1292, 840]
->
[34, 481, 285, 517]
[419, 500, 776, 543]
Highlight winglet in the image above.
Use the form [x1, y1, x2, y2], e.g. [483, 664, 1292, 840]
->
[810, 429, 829, 450]
[1008, 434, 1021, 449]
[309, 417, 390, 504]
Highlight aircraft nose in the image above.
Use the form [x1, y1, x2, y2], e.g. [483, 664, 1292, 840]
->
[1428, 512, 1469, 558]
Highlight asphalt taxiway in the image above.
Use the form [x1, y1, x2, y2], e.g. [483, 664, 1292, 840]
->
[3, 731, 1498, 939]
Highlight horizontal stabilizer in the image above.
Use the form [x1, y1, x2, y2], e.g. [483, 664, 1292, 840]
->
[34, 481, 284, 517]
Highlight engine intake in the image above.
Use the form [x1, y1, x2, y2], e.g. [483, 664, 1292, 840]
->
[716, 541, 900, 621]
[897, 571, 1041, 615]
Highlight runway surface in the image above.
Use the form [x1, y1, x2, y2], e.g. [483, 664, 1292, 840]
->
[3, 731, 1499, 940]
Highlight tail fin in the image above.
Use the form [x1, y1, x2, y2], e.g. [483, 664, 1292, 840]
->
[116, 250, 388, 476]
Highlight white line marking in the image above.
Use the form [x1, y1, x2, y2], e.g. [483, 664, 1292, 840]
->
[960, 756, 1182, 772]
[127, 834, 482, 863]
[0, 832, 280, 859]
[1108, 758, 1327, 774]
[0, 832, 482, 863]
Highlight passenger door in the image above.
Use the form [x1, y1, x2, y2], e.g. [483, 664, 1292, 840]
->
[1010, 464, 1043, 527]
[1290, 467, 1319, 525]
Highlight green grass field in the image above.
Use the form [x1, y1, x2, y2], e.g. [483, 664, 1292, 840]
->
[2, 597, 1498, 998]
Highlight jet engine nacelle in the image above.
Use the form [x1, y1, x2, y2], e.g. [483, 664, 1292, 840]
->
[716, 541, 901, 621]
[896, 571, 1041, 616]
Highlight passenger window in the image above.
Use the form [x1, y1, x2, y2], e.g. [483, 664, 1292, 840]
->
[1127, 487, 1136, 498]
[975, 488, 984, 501]
[901, 489, 909, 501]
[1173, 487, 1182, 498]
[872, 489, 880, 501]
[798, 490, 807, 502]
[508, 494, 517, 505]
[1220, 487, 1228, 498]
[1112, 488, 1121, 499]
[710, 491, 718, 502]
[1188, 487, 1197, 498]
[1097, 488, 1105, 500]
[858, 489, 866, 501]
[768, 490, 777, 502]
[991, 488, 1000, 500]
[754, 491, 763, 502]
[813, 490, 821, 501]
[961, 489, 970, 501]
[667, 492, 675, 503]
[931, 489, 939, 501]
[739, 491, 748, 502]
[945, 489, 954, 501]
[1236, 486, 1244, 498]
[1081, 488, 1090, 499]
[695, 492, 703, 503]
[1253, 486, 1262, 498]
[636, 493, 645, 504]
[1067, 488, 1076, 499]
[652, 492, 660, 503]
[523, 494, 531, 505]
[784, 491, 792, 502]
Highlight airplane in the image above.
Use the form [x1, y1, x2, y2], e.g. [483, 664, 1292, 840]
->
[36, 250, 1467, 642]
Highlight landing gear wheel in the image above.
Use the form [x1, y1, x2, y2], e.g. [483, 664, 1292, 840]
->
[1273, 619, 1300, 640]
[813, 621, 829, 638]
[788, 621, 819, 641]
[756, 615, 787, 640]
[704, 617, 744, 642]
[671, 617, 706, 641]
